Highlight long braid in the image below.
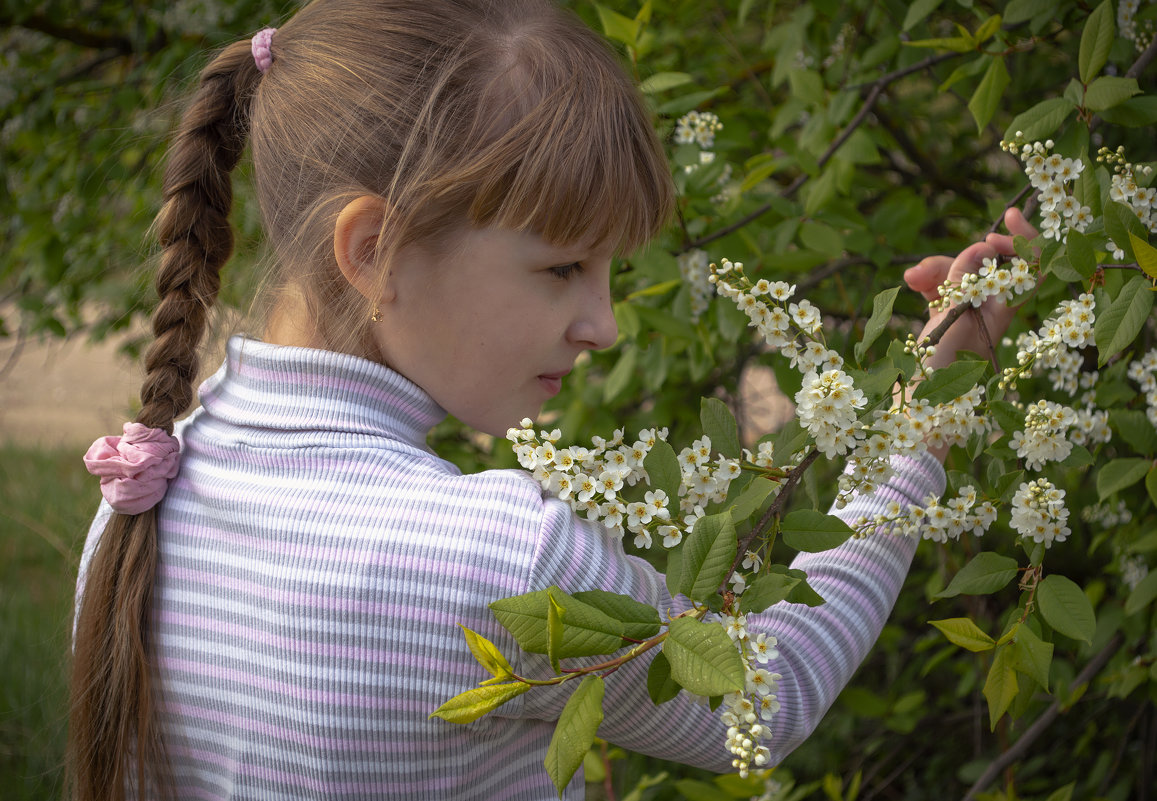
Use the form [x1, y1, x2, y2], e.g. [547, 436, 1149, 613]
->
[68, 39, 260, 801]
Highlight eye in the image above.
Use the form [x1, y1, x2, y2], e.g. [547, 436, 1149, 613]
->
[548, 262, 584, 280]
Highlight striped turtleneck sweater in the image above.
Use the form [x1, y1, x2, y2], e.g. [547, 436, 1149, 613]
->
[80, 336, 944, 800]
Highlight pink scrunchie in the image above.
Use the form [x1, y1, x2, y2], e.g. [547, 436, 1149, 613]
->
[84, 423, 181, 515]
[251, 27, 276, 74]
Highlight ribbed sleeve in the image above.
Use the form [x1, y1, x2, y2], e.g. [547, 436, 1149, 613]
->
[77, 337, 945, 800]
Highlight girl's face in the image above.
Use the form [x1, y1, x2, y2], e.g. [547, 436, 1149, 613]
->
[372, 225, 619, 437]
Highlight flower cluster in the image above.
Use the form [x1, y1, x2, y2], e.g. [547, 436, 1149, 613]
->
[838, 407, 925, 506]
[1098, 145, 1157, 238]
[719, 613, 781, 778]
[1009, 477, 1071, 548]
[1120, 554, 1149, 591]
[1119, 0, 1156, 54]
[1001, 137, 1092, 241]
[674, 110, 723, 149]
[507, 421, 740, 550]
[852, 485, 997, 544]
[1001, 293, 1096, 391]
[1011, 399, 1077, 470]
[1082, 499, 1132, 528]
[796, 368, 867, 459]
[678, 248, 714, 321]
[929, 255, 1036, 312]
[1127, 348, 1157, 427]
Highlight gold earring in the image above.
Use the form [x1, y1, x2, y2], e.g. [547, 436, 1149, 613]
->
[370, 307, 383, 322]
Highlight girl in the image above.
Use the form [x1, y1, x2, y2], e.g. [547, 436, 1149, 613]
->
[71, 1, 1032, 799]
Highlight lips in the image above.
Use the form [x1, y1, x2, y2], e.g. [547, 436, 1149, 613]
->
[537, 370, 570, 397]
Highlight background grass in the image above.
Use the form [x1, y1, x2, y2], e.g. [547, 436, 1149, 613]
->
[0, 444, 97, 801]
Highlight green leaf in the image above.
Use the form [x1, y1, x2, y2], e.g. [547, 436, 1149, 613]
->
[1098, 95, 1157, 127]
[490, 587, 624, 657]
[1037, 575, 1095, 645]
[430, 681, 530, 724]
[729, 477, 775, 522]
[930, 618, 996, 652]
[663, 617, 745, 696]
[1003, 97, 1076, 142]
[772, 419, 809, 467]
[545, 676, 604, 797]
[1095, 276, 1154, 367]
[458, 625, 514, 681]
[904, 36, 975, 52]
[902, 0, 944, 31]
[1078, 0, 1115, 84]
[547, 590, 565, 674]
[638, 71, 692, 94]
[781, 510, 854, 553]
[1096, 458, 1152, 501]
[1004, 0, 1060, 25]
[1148, 465, 1157, 506]
[595, 4, 639, 47]
[572, 590, 661, 642]
[1011, 624, 1053, 690]
[968, 57, 1010, 134]
[1064, 229, 1097, 280]
[1044, 784, 1076, 801]
[1124, 570, 1157, 616]
[643, 439, 681, 506]
[701, 397, 741, 459]
[1104, 201, 1150, 260]
[603, 346, 638, 403]
[1130, 233, 1157, 280]
[646, 650, 682, 705]
[679, 512, 737, 602]
[974, 14, 1002, 44]
[1084, 76, 1140, 112]
[983, 644, 1019, 730]
[935, 552, 1020, 599]
[741, 567, 801, 613]
[913, 360, 989, 405]
[854, 286, 902, 363]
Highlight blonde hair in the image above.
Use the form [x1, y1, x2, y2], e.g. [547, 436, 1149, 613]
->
[68, 1, 673, 799]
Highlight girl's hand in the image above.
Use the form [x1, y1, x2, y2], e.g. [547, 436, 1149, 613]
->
[903, 208, 1038, 371]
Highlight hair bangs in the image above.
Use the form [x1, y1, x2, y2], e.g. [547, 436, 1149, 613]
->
[460, 33, 674, 254]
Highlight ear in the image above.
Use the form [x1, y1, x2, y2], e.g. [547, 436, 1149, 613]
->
[334, 194, 394, 302]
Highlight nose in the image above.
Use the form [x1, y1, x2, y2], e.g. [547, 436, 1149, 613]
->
[567, 277, 619, 351]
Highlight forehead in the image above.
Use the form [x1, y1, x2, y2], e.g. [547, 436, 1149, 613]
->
[445, 222, 616, 262]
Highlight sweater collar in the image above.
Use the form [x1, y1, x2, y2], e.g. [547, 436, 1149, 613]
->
[197, 336, 447, 450]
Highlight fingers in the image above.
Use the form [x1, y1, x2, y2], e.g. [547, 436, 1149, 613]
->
[986, 207, 1040, 256]
[904, 256, 952, 301]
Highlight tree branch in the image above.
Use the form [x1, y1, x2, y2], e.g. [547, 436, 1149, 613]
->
[961, 633, 1124, 801]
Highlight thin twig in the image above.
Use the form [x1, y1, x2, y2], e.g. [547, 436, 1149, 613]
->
[961, 633, 1124, 801]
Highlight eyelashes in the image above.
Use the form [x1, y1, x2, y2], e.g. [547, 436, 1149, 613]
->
[549, 262, 584, 280]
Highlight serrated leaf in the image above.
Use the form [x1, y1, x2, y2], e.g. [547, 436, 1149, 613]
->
[1095, 276, 1154, 367]
[930, 618, 996, 652]
[572, 590, 661, 642]
[638, 71, 693, 94]
[1064, 229, 1096, 280]
[643, 439, 681, 505]
[545, 676, 604, 797]
[1084, 76, 1140, 112]
[740, 567, 801, 613]
[430, 681, 530, 724]
[854, 286, 901, 363]
[663, 617, 745, 696]
[547, 590, 564, 674]
[490, 587, 624, 657]
[1037, 575, 1095, 644]
[729, 477, 776, 522]
[1124, 570, 1157, 616]
[646, 650, 682, 705]
[988, 399, 1025, 435]
[679, 512, 736, 602]
[458, 625, 514, 681]
[983, 645, 1019, 730]
[913, 360, 989, 405]
[968, 57, 1010, 134]
[1012, 624, 1053, 690]
[1096, 457, 1151, 501]
[935, 552, 1020, 599]
[781, 509, 854, 553]
[1078, 0, 1115, 84]
[1004, 97, 1076, 142]
[1129, 233, 1157, 280]
[701, 397, 741, 459]
[1104, 201, 1149, 260]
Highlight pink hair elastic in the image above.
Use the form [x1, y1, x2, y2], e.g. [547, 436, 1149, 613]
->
[84, 422, 181, 515]
[251, 27, 277, 74]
